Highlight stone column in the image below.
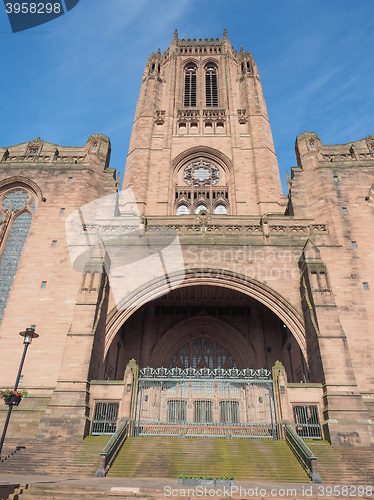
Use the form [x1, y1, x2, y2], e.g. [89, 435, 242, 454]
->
[120, 359, 139, 436]
[37, 263, 107, 440]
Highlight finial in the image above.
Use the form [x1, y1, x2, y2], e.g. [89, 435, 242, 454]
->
[174, 29, 178, 39]
[223, 28, 228, 37]
[240, 46, 244, 53]
[157, 48, 161, 55]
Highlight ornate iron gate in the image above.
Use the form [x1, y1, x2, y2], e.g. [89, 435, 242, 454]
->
[134, 367, 278, 439]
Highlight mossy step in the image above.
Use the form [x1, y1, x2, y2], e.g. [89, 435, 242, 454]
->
[108, 437, 308, 482]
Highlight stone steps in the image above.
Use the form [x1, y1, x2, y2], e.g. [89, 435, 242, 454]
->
[0, 436, 109, 476]
[306, 441, 374, 484]
[108, 437, 309, 482]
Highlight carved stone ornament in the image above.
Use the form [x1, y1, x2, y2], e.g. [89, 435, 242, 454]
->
[184, 160, 220, 187]
[139, 366, 272, 380]
[238, 109, 248, 124]
[28, 137, 44, 148]
[155, 110, 165, 125]
[365, 134, 374, 153]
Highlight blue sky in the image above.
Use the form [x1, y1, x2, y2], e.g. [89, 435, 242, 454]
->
[1, 0, 373, 193]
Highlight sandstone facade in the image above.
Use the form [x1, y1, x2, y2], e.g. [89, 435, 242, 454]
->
[0, 32, 373, 447]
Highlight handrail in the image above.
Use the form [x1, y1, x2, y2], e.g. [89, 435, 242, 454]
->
[283, 422, 322, 483]
[95, 418, 129, 477]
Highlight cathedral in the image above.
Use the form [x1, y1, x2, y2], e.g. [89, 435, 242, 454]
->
[0, 30, 373, 450]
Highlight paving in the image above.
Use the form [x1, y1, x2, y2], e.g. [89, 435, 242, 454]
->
[1, 474, 372, 500]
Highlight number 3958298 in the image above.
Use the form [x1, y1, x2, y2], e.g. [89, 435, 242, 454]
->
[5, 3, 61, 14]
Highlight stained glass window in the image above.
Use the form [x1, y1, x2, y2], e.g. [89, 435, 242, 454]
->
[0, 190, 33, 323]
[169, 337, 237, 369]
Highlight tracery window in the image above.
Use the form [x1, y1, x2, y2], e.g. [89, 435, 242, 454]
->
[214, 204, 228, 215]
[174, 157, 229, 215]
[176, 204, 189, 215]
[169, 337, 237, 369]
[183, 160, 220, 187]
[0, 189, 35, 323]
[195, 205, 207, 214]
[206, 66, 218, 107]
[184, 65, 197, 107]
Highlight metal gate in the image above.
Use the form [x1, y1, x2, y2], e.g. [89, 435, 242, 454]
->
[134, 367, 278, 439]
[293, 405, 322, 439]
[92, 401, 119, 435]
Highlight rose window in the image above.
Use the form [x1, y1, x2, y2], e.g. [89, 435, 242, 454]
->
[183, 160, 220, 187]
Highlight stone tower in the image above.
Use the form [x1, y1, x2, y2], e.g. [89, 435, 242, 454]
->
[123, 30, 283, 216]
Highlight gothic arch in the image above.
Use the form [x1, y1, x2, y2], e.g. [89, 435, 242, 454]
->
[150, 316, 257, 368]
[104, 268, 306, 360]
[171, 146, 236, 215]
[0, 176, 42, 249]
[203, 58, 220, 71]
[182, 58, 200, 71]
[0, 176, 43, 202]
[172, 146, 232, 175]
[0, 178, 41, 323]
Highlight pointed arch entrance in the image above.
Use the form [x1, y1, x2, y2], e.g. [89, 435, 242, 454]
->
[98, 271, 309, 439]
[104, 269, 307, 379]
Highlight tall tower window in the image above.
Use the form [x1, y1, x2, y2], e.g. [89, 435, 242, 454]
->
[206, 66, 218, 107]
[0, 189, 34, 323]
[184, 65, 197, 107]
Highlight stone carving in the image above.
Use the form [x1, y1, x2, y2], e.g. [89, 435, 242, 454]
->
[139, 366, 272, 380]
[183, 160, 220, 187]
[0, 209, 11, 243]
[237, 109, 248, 124]
[155, 110, 165, 125]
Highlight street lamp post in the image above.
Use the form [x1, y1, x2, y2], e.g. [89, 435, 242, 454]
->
[0, 327, 39, 458]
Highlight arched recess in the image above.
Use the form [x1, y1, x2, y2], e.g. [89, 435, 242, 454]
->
[170, 146, 236, 215]
[0, 176, 43, 250]
[150, 316, 257, 369]
[172, 146, 232, 175]
[0, 177, 42, 323]
[0, 176, 43, 203]
[104, 268, 306, 361]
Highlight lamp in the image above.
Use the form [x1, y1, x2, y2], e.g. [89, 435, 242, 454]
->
[0, 326, 39, 457]
[19, 327, 39, 345]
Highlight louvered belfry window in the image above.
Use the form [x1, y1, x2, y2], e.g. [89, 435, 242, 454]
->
[184, 65, 197, 107]
[206, 66, 218, 107]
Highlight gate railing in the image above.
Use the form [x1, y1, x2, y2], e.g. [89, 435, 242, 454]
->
[95, 418, 129, 477]
[134, 367, 277, 439]
[283, 423, 322, 483]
